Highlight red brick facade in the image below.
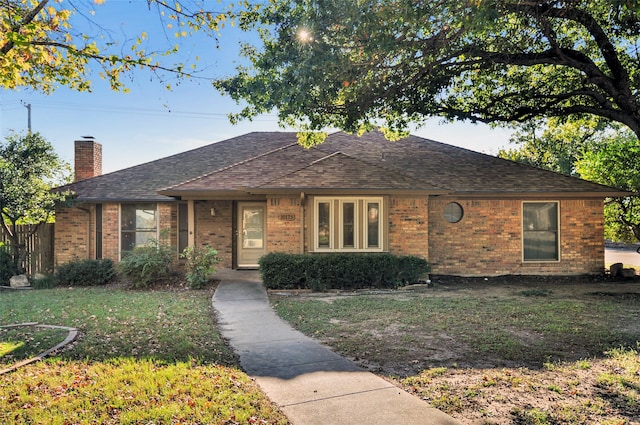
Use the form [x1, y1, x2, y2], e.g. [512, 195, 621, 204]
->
[266, 196, 304, 254]
[194, 200, 234, 267]
[74, 140, 102, 182]
[388, 196, 429, 258]
[54, 196, 605, 276]
[54, 202, 178, 267]
[428, 198, 604, 276]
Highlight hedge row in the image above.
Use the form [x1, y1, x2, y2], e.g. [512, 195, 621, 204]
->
[259, 252, 430, 291]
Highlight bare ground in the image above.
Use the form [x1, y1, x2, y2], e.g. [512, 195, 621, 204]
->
[270, 275, 640, 424]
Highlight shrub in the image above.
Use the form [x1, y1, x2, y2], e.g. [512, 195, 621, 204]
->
[258, 253, 307, 289]
[180, 246, 220, 289]
[259, 252, 430, 291]
[118, 239, 174, 289]
[55, 258, 116, 287]
[0, 244, 17, 285]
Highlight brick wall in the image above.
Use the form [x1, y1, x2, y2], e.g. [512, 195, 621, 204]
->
[194, 200, 233, 268]
[428, 198, 605, 276]
[55, 196, 605, 276]
[54, 206, 90, 266]
[102, 203, 120, 260]
[55, 202, 180, 267]
[388, 196, 429, 258]
[74, 140, 102, 182]
[267, 196, 303, 254]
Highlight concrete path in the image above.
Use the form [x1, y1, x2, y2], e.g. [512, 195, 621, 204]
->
[211, 269, 460, 425]
[605, 246, 640, 268]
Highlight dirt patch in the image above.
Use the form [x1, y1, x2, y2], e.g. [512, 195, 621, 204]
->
[270, 275, 640, 424]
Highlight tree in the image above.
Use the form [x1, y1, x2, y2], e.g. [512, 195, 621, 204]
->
[498, 116, 612, 175]
[0, 132, 71, 274]
[216, 0, 640, 144]
[0, 0, 229, 93]
[576, 131, 640, 243]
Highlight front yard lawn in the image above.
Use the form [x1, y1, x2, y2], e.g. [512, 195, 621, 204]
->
[270, 277, 640, 424]
[0, 286, 289, 425]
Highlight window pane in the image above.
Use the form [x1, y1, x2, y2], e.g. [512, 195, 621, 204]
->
[121, 204, 157, 253]
[524, 231, 558, 261]
[318, 202, 331, 247]
[242, 207, 264, 249]
[367, 203, 379, 248]
[523, 203, 558, 261]
[178, 203, 189, 253]
[95, 204, 103, 259]
[343, 202, 355, 247]
[523, 202, 557, 231]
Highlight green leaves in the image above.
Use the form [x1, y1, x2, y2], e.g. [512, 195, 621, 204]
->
[216, 0, 640, 140]
[576, 130, 640, 241]
[0, 0, 231, 93]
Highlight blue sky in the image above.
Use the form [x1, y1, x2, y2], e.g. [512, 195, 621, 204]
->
[0, 0, 513, 174]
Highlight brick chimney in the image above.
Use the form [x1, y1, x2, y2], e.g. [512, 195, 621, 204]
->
[74, 136, 102, 182]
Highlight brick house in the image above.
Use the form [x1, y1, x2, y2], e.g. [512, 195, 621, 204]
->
[54, 131, 627, 276]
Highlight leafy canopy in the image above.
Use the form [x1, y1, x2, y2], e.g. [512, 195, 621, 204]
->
[577, 130, 640, 242]
[0, 132, 71, 272]
[498, 116, 613, 176]
[0, 0, 235, 93]
[216, 0, 640, 143]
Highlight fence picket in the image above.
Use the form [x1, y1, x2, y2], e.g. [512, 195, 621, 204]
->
[0, 223, 54, 275]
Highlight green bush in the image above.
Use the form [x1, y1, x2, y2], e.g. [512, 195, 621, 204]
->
[55, 258, 116, 287]
[180, 246, 220, 289]
[259, 252, 430, 291]
[118, 239, 174, 289]
[0, 244, 17, 285]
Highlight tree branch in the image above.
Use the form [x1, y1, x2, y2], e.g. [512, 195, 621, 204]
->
[0, 0, 49, 55]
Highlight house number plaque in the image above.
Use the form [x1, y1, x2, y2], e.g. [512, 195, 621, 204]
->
[279, 214, 296, 221]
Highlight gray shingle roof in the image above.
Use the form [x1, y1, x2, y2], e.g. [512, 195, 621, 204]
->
[59, 131, 627, 201]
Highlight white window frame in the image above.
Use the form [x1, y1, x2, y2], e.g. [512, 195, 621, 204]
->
[522, 201, 560, 262]
[313, 196, 385, 252]
[339, 199, 359, 250]
[364, 200, 382, 250]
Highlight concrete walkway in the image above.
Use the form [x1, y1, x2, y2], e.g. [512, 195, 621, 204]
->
[211, 269, 460, 425]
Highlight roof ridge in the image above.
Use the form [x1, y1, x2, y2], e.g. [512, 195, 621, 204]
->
[160, 142, 299, 191]
[310, 151, 342, 164]
[257, 150, 447, 190]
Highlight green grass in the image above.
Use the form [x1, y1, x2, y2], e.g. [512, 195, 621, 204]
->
[0, 287, 289, 425]
[1, 287, 236, 364]
[272, 293, 636, 368]
[271, 282, 640, 424]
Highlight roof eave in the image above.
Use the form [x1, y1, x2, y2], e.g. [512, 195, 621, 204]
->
[441, 190, 633, 199]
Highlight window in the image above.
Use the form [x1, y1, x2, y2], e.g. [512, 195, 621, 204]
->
[523, 202, 559, 261]
[121, 203, 158, 253]
[178, 202, 189, 254]
[444, 202, 464, 223]
[95, 204, 103, 259]
[313, 197, 384, 251]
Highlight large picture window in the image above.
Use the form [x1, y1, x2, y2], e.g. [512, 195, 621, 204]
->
[121, 203, 158, 253]
[313, 197, 384, 252]
[523, 202, 559, 261]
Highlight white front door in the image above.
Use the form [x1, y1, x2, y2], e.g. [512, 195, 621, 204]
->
[237, 202, 267, 268]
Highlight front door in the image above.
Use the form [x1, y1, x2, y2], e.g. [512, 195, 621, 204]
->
[237, 202, 267, 268]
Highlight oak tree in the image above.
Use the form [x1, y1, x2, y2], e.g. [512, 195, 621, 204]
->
[216, 0, 640, 143]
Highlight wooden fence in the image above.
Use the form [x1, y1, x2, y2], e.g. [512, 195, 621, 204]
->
[0, 223, 54, 276]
